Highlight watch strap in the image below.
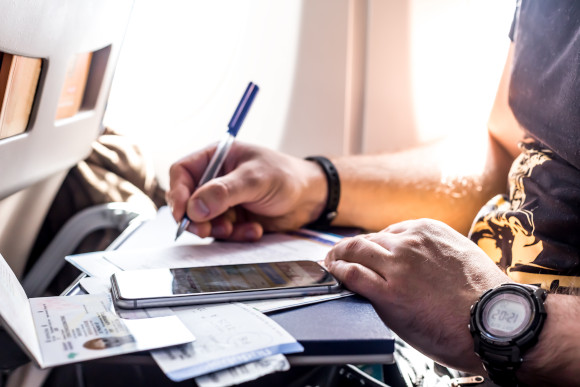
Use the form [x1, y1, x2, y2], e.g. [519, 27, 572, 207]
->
[473, 337, 521, 386]
[305, 156, 340, 230]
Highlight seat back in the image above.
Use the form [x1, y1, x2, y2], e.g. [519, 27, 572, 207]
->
[0, 0, 134, 274]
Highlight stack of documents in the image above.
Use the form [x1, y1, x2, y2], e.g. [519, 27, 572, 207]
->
[62, 207, 351, 385]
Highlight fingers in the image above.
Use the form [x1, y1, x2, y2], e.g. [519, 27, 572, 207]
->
[227, 222, 263, 241]
[324, 230, 412, 300]
[326, 233, 395, 278]
[185, 220, 211, 238]
[166, 143, 262, 225]
[187, 220, 263, 241]
[186, 209, 264, 241]
[165, 182, 192, 223]
[167, 146, 215, 222]
[167, 142, 307, 240]
[326, 259, 387, 300]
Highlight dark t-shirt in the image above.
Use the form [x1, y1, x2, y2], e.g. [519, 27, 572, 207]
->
[469, 0, 580, 291]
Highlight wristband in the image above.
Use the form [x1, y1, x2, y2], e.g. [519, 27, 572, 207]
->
[305, 156, 340, 230]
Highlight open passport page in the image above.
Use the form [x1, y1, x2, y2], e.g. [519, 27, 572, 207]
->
[0, 253, 194, 368]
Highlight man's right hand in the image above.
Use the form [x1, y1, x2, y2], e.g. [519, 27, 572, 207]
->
[166, 142, 327, 241]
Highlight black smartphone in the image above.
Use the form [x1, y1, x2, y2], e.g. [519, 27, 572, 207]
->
[110, 260, 342, 309]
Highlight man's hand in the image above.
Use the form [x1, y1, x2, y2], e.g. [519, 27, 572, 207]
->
[166, 142, 327, 241]
[325, 218, 511, 373]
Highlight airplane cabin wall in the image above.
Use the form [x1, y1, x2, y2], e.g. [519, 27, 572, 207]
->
[103, 0, 513, 189]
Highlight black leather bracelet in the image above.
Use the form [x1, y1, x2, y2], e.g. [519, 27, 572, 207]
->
[305, 156, 340, 230]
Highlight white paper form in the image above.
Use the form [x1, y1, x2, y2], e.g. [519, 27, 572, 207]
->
[66, 206, 341, 276]
[116, 206, 205, 251]
[67, 231, 339, 277]
[151, 302, 303, 382]
[0, 254, 194, 368]
[70, 231, 338, 274]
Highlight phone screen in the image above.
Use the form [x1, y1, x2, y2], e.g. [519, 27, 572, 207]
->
[111, 261, 341, 308]
[169, 261, 335, 294]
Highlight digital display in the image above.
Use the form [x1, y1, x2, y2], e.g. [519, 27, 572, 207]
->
[169, 261, 334, 294]
[482, 293, 531, 338]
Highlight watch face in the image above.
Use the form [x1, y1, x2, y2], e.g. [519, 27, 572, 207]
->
[481, 292, 532, 339]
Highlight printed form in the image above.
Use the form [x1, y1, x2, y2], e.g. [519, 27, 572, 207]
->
[151, 302, 303, 382]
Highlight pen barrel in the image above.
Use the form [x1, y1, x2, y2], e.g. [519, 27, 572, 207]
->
[197, 133, 235, 187]
[228, 82, 259, 136]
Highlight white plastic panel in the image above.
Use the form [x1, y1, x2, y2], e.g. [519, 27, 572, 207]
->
[0, 0, 134, 200]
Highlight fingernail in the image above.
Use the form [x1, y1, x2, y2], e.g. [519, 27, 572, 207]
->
[193, 199, 210, 217]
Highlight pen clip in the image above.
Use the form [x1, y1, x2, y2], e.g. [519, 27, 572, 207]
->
[228, 82, 259, 136]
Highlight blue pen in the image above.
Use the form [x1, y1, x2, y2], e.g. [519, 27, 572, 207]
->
[175, 82, 260, 240]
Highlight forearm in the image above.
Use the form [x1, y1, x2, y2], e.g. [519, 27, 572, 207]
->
[516, 293, 580, 386]
[331, 131, 513, 234]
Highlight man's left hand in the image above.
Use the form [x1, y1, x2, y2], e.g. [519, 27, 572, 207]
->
[325, 218, 511, 373]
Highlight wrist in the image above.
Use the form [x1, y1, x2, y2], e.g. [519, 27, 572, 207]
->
[516, 293, 580, 386]
[299, 158, 328, 225]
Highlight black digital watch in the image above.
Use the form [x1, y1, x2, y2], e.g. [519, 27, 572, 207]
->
[469, 283, 547, 386]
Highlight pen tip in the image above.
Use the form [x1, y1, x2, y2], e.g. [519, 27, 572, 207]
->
[175, 219, 188, 241]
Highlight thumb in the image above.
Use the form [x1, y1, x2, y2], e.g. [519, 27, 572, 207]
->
[187, 166, 264, 222]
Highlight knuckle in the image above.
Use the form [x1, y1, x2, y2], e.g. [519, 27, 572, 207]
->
[168, 162, 182, 179]
[408, 218, 430, 232]
[243, 167, 263, 187]
[209, 180, 230, 202]
[404, 233, 424, 249]
[341, 264, 361, 284]
[418, 218, 445, 233]
[238, 167, 267, 195]
[341, 236, 367, 253]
